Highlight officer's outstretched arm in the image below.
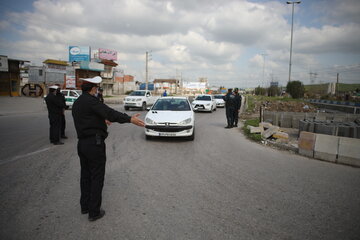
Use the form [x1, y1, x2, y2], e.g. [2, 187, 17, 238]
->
[130, 113, 145, 127]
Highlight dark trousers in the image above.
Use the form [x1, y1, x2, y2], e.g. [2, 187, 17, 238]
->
[77, 136, 106, 217]
[233, 109, 239, 125]
[61, 114, 66, 137]
[49, 114, 61, 143]
[226, 107, 235, 127]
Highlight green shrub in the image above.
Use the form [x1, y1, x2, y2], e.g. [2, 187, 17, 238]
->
[242, 118, 262, 142]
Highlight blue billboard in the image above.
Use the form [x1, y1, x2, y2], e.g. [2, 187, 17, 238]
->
[140, 83, 154, 90]
[69, 46, 91, 62]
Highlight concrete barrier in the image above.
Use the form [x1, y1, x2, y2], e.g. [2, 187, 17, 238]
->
[314, 134, 339, 162]
[337, 137, 360, 167]
[298, 131, 316, 158]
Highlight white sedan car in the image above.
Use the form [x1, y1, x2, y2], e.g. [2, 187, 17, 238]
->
[213, 94, 225, 108]
[191, 94, 217, 112]
[145, 97, 195, 140]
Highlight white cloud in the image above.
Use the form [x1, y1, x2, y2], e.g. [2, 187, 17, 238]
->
[0, 0, 359, 87]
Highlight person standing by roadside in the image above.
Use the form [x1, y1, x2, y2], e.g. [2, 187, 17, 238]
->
[55, 84, 67, 139]
[45, 85, 66, 145]
[233, 88, 242, 127]
[223, 88, 236, 128]
[72, 76, 145, 222]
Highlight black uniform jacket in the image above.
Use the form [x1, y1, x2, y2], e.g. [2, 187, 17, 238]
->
[234, 94, 242, 110]
[72, 92, 131, 139]
[45, 93, 65, 116]
[223, 92, 236, 108]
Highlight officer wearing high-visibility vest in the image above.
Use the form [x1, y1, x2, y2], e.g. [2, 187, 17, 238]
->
[72, 76, 145, 221]
[45, 85, 66, 145]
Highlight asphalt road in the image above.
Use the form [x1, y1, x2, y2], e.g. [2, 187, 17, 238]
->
[0, 102, 359, 240]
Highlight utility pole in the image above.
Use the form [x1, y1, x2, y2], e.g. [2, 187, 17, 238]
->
[336, 73, 339, 96]
[287, 1, 301, 83]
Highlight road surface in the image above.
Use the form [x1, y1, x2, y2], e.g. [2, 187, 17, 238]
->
[0, 99, 359, 240]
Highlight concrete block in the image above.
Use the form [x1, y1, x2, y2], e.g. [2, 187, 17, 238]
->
[262, 126, 280, 139]
[315, 113, 326, 121]
[264, 112, 274, 124]
[298, 131, 316, 158]
[272, 113, 280, 126]
[338, 137, 360, 167]
[314, 123, 336, 135]
[291, 114, 304, 129]
[280, 113, 292, 128]
[298, 120, 308, 133]
[273, 131, 289, 140]
[314, 134, 339, 162]
[259, 122, 273, 129]
[249, 126, 263, 134]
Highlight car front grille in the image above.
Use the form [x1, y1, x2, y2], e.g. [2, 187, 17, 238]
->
[145, 125, 192, 132]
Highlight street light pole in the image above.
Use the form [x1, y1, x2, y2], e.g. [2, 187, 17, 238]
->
[287, 1, 301, 83]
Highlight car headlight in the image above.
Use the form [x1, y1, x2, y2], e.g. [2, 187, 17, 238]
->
[145, 117, 155, 124]
[206, 103, 210, 106]
[136, 99, 142, 101]
[179, 118, 192, 125]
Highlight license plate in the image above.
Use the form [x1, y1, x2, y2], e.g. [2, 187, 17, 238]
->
[159, 132, 176, 137]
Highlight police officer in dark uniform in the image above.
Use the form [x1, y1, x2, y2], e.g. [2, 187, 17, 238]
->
[223, 88, 236, 128]
[72, 76, 145, 222]
[45, 85, 66, 145]
[55, 84, 67, 139]
[233, 88, 242, 127]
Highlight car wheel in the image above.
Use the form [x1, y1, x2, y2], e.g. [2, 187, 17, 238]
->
[142, 102, 146, 111]
[125, 106, 129, 110]
[214, 106, 217, 111]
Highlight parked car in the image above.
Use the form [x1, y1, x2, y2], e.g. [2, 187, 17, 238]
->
[191, 94, 217, 112]
[144, 97, 195, 140]
[124, 90, 158, 110]
[213, 94, 225, 107]
[61, 89, 82, 108]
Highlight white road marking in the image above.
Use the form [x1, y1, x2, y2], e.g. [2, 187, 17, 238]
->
[0, 147, 52, 166]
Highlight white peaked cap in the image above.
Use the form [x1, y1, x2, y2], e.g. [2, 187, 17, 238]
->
[81, 76, 102, 84]
[49, 85, 59, 89]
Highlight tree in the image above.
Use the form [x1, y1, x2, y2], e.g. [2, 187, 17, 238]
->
[267, 85, 280, 97]
[286, 81, 305, 98]
[255, 86, 266, 95]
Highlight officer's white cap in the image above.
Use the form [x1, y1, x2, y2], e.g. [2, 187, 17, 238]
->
[49, 85, 59, 89]
[81, 76, 102, 84]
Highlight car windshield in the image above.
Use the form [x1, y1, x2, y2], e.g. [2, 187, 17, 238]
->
[152, 99, 191, 111]
[195, 95, 211, 101]
[129, 91, 146, 96]
[214, 95, 224, 99]
[75, 90, 82, 95]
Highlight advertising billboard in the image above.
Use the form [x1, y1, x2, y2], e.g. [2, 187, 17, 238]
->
[69, 46, 90, 62]
[66, 75, 76, 89]
[99, 48, 117, 61]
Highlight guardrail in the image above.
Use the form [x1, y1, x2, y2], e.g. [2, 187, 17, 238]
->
[307, 99, 360, 114]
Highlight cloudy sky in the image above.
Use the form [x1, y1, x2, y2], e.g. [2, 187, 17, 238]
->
[0, 0, 359, 88]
